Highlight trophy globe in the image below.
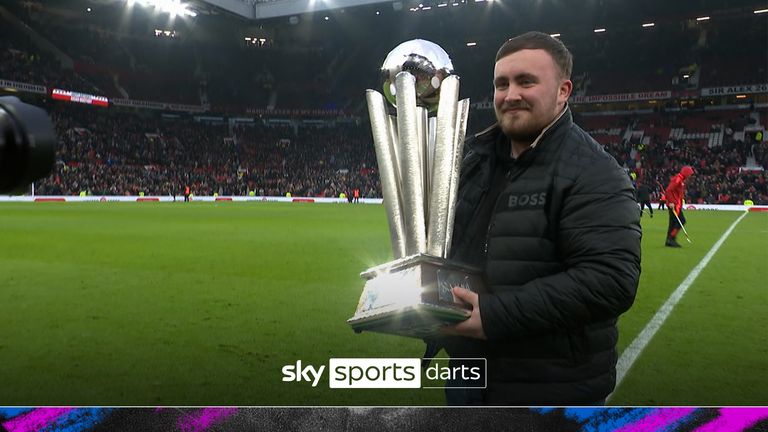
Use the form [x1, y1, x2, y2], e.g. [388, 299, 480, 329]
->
[380, 39, 455, 113]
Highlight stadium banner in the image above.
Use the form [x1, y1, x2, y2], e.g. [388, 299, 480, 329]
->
[3, 196, 765, 209]
[0, 195, 385, 204]
[0, 407, 766, 431]
[570, 90, 672, 104]
[701, 83, 768, 97]
[0, 79, 47, 94]
[51, 89, 109, 107]
[466, 91, 674, 109]
[111, 98, 206, 113]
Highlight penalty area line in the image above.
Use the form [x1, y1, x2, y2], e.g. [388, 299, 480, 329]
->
[608, 211, 749, 402]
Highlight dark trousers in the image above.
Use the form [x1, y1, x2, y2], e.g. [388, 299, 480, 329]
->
[639, 200, 653, 216]
[667, 207, 686, 238]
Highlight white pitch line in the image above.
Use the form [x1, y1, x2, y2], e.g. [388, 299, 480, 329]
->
[608, 211, 749, 402]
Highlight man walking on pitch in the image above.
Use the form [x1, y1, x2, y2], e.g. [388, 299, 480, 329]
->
[664, 166, 694, 248]
[637, 182, 653, 218]
[439, 32, 641, 406]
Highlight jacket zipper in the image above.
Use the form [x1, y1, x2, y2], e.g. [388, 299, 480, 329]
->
[484, 167, 513, 255]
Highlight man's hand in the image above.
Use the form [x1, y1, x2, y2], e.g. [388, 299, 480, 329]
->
[441, 287, 487, 340]
[673, 203, 681, 216]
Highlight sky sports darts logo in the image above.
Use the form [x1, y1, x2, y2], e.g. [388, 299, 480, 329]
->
[281, 358, 486, 389]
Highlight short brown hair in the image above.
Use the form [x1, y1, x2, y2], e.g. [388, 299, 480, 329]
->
[496, 31, 573, 79]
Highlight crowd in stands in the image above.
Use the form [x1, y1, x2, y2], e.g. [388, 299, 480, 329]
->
[583, 110, 768, 205]
[4, 0, 767, 204]
[233, 122, 379, 197]
[638, 140, 767, 206]
[4, 0, 765, 113]
[30, 102, 766, 205]
[35, 105, 379, 199]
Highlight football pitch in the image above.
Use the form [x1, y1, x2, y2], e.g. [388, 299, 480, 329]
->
[0, 202, 765, 406]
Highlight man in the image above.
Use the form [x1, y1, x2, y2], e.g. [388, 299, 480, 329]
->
[636, 183, 653, 218]
[439, 32, 641, 405]
[664, 166, 694, 248]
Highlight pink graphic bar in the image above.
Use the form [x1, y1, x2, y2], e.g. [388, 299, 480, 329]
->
[2, 408, 75, 432]
[614, 408, 696, 432]
[694, 408, 768, 432]
[177, 408, 238, 432]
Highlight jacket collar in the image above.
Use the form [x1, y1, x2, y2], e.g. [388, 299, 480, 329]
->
[528, 104, 569, 152]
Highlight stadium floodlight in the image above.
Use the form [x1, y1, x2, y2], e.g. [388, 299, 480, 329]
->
[696, 16, 710, 21]
[136, 0, 196, 17]
[755, 9, 768, 14]
[642, 22, 655, 28]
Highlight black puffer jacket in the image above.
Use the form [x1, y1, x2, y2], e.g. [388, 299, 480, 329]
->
[445, 107, 641, 405]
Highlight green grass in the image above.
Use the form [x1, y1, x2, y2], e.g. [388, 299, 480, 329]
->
[610, 210, 768, 405]
[0, 203, 765, 405]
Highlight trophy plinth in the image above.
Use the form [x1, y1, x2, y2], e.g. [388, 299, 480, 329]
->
[347, 254, 484, 339]
[348, 39, 482, 339]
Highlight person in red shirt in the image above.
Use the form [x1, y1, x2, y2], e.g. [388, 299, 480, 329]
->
[664, 166, 694, 247]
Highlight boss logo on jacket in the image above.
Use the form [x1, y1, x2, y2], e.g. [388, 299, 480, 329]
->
[506, 191, 547, 208]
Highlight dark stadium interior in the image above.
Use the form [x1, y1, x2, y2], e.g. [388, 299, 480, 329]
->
[1, 0, 766, 203]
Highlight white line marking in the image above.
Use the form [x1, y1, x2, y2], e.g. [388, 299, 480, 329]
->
[608, 211, 749, 402]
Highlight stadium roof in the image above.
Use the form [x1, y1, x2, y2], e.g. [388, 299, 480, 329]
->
[199, 0, 394, 19]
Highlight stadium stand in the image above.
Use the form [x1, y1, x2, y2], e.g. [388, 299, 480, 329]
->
[1, 0, 766, 203]
[34, 105, 379, 198]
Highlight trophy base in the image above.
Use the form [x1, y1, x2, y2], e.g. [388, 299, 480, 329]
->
[347, 254, 485, 339]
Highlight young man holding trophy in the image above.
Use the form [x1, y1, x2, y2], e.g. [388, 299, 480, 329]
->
[348, 32, 640, 406]
[439, 32, 641, 405]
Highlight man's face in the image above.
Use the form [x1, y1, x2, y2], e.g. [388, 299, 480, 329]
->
[493, 49, 572, 142]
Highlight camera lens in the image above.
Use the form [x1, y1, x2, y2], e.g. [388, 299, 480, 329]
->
[0, 97, 56, 194]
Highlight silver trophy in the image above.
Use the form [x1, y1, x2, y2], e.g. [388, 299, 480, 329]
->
[347, 40, 485, 339]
